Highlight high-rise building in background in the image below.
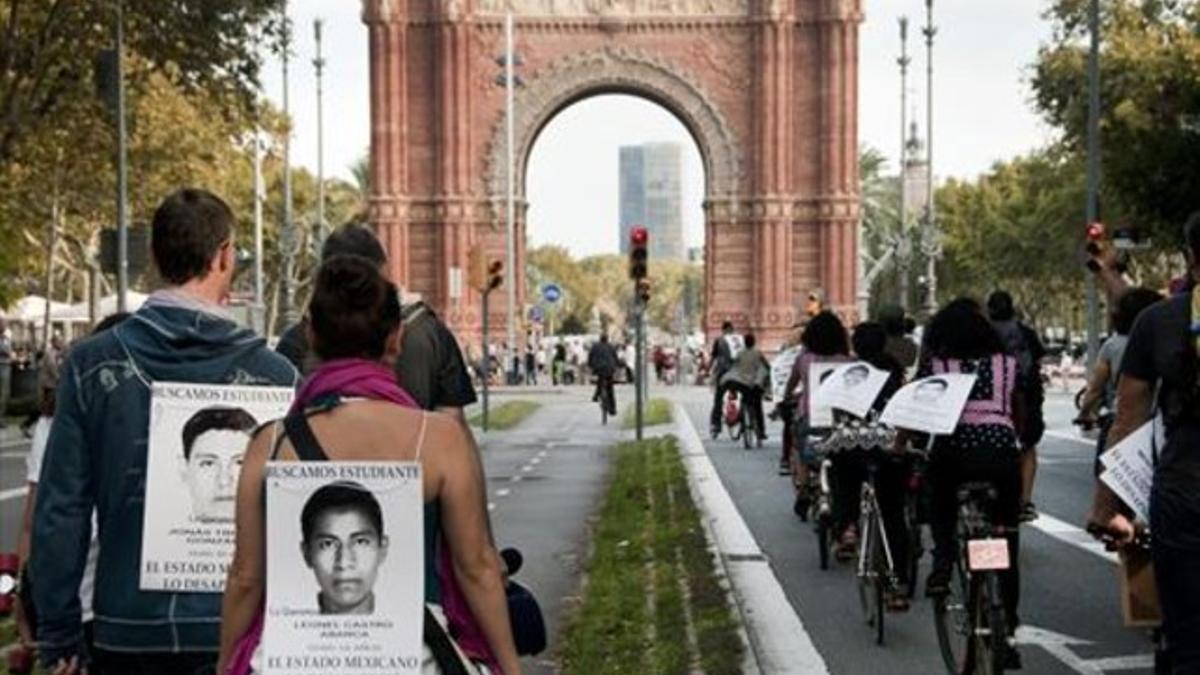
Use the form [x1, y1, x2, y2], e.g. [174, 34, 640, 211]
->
[619, 142, 684, 260]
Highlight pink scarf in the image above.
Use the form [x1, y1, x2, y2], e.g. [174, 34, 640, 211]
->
[228, 359, 502, 674]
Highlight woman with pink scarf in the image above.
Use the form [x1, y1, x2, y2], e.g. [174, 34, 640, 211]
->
[217, 255, 520, 675]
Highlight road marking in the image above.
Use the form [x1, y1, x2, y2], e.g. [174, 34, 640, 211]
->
[536, 450, 547, 458]
[521, 465, 533, 473]
[1016, 625, 1154, 674]
[1, 486, 28, 502]
[487, 502, 496, 512]
[1045, 428, 1096, 447]
[530, 457, 542, 465]
[673, 403, 826, 675]
[510, 475, 522, 483]
[496, 488, 511, 497]
[1029, 512, 1118, 564]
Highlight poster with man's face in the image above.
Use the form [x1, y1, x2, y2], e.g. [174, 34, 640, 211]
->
[815, 361, 892, 419]
[879, 373, 978, 436]
[263, 462, 423, 675]
[140, 383, 293, 592]
[807, 362, 843, 428]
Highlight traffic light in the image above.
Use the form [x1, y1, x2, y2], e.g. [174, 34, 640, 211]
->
[629, 226, 648, 280]
[636, 278, 651, 304]
[487, 259, 504, 292]
[467, 244, 486, 291]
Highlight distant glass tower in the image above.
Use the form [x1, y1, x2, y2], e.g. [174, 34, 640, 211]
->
[619, 142, 684, 260]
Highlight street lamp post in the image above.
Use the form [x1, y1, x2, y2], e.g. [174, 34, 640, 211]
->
[504, 13, 517, 365]
[921, 0, 940, 317]
[313, 18, 327, 248]
[1084, 0, 1102, 367]
[114, 0, 129, 312]
[280, 1, 298, 326]
[253, 128, 266, 333]
[897, 16, 912, 312]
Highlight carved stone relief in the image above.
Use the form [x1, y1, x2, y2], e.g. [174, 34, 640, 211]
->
[474, 0, 749, 16]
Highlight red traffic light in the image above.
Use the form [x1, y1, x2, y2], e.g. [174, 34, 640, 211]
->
[630, 226, 648, 247]
[487, 260, 504, 291]
[1086, 222, 1105, 241]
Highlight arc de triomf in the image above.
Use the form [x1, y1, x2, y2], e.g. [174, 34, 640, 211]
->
[363, 0, 862, 346]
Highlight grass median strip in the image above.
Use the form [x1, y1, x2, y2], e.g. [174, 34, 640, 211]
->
[468, 400, 540, 430]
[622, 398, 673, 429]
[560, 436, 743, 675]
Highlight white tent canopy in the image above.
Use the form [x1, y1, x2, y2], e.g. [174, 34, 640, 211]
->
[1, 295, 75, 325]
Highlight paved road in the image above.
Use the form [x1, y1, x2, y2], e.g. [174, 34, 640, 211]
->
[671, 385, 1155, 675]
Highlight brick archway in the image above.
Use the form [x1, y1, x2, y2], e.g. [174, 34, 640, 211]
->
[363, 0, 863, 346]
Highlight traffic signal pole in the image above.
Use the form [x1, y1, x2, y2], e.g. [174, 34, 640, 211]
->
[482, 288, 491, 432]
[635, 297, 644, 441]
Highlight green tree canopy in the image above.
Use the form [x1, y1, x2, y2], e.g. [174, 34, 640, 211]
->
[1032, 0, 1200, 244]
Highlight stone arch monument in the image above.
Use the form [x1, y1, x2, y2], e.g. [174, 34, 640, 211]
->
[363, 0, 863, 346]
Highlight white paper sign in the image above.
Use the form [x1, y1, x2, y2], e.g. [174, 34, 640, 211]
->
[879, 373, 978, 436]
[1099, 420, 1156, 523]
[815, 361, 892, 419]
[263, 462, 424, 674]
[141, 383, 293, 592]
[807, 362, 843, 428]
[770, 346, 801, 401]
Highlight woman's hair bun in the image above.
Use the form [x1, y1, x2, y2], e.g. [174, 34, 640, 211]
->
[307, 254, 401, 361]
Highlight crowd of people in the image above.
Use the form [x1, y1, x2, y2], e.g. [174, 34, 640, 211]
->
[9, 183, 1200, 674]
[14, 189, 519, 675]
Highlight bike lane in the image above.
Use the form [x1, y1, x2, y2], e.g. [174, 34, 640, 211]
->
[670, 387, 1153, 675]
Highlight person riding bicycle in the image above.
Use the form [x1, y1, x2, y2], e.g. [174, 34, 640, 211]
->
[785, 311, 851, 516]
[709, 321, 740, 436]
[720, 333, 771, 445]
[919, 298, 1025, 669]
[829, 323, 909, 605]
[587, 334, 619, 416]
[1075, 287, 1162, 465]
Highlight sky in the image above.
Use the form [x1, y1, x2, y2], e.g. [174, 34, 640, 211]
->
[261, 0, 1059, 258]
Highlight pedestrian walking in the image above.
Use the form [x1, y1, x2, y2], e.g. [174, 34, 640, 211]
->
[31, 189, 298, 674]
[219, 255, 520, 675]
[275, 223, 478, 421]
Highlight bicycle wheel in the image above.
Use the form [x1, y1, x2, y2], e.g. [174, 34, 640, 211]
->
[905, 495, 923, 599]
[934, 560, 971, 674]
[814, 505, 831, 570]
[857, 510, 882, 640]
[972, 572, 1008, 675]
[741, 403, 753, 449]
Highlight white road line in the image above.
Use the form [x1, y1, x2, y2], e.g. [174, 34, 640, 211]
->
[521, 465, 533, 473]
[496, 488, 511, 497]
[1030, 512, 1118, 564]
[1, 486, 29, 502]
[1044, 429, 1096, 447]
[673, 403, 827, 675]
[487, 502, 496, 512]
[530, 457, 542, 465]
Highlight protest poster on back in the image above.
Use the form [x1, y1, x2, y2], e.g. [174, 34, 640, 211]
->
[262, 462, 424, 675]
[770, 346, 801, 401]
[880, 373, 977, 436]
[807, 362, 843, 428]
[815, 361, 892, 419]
[140, 383, 293, 592]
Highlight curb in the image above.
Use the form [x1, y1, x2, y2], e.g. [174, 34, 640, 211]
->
[671, 402, 830, 675]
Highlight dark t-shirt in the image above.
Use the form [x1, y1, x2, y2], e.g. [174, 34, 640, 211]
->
[1119, 293, 1200, 549]
[395, 304, 477, 411]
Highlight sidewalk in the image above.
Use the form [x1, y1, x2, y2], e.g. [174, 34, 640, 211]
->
[473, 394, 623, 674]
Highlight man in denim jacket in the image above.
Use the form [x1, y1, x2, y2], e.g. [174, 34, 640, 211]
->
[31, 189, 298, 674]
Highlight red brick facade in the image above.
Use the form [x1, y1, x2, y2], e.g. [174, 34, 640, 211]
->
[363, 0, 862, 346]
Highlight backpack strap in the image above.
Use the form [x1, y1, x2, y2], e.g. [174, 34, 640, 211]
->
[424, 606, 471, 675]
[283, 409, 330, 462]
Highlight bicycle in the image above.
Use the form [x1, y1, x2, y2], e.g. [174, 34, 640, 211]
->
[802, 433, 835, 570]
[932, 482, 1013, 675]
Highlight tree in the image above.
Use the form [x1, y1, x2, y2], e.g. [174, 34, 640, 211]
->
[0, 0, 280, 162]
[1032, 0, 1200, 245]
[936, 148, 1088, 328]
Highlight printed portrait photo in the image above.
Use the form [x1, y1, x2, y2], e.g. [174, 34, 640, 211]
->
[179, 406, 258, 523]
[912, 377, 950, 404]
[841, 364, 870, 389]
[300, 481, 390, 615]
